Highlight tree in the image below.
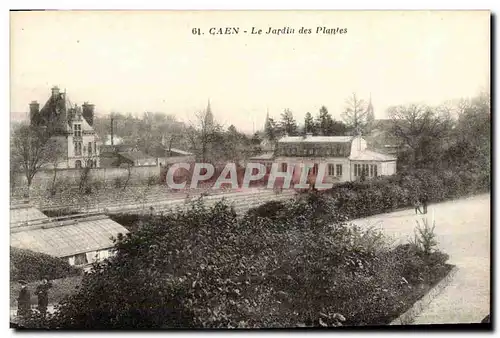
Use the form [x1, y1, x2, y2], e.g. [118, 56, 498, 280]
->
[78, 153, 100, 195]
[48, 143, 66, 196]
[316, 106, 331, 136]
[186, 105, 221, 163]
[265, 117, 280, 142]
[388, 103, 454, 169]
[315, 106, 348, 136]
[329, 120, 348, 136]
[304, 112, 316, 135]
[280, 109, 298, 136]
[11, 125, 63, 196]
[342, 93, 368, 135]
[444, 92, 490, 172]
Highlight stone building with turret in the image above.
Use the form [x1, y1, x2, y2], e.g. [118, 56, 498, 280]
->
[29, 86, 100, 168]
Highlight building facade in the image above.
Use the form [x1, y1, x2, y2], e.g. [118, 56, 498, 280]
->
[249, 134, 397, 184]
[29, 86, 100, 169]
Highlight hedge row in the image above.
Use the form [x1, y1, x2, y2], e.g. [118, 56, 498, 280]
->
[10, 247, 81, 282]
[322, 168, 490, 219]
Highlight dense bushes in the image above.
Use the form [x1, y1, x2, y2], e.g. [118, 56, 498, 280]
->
[10, 247, 81, 282]
[22, 194, 451, 329]
[319, 168, 489, 220]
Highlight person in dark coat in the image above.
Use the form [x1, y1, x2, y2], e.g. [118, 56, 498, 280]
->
[414, 197, 423, 214]
[35, 278, 52, 316]
[17, 280, 31, 318]
[421, 192, 429, 214]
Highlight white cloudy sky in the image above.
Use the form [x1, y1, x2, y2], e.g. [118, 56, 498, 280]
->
[10, 10, 490, 132]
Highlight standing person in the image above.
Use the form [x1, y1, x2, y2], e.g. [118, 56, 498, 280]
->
[421, 192, 429, 214]
[414, 197, 423, 214]
[35, 277, 52, 317]
[17, 280, 31, 319]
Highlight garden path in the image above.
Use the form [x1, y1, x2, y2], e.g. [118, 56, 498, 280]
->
[352, 194, 490, 324]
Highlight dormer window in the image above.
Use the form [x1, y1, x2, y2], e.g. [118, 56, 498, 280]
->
[74, 124, 81, 137]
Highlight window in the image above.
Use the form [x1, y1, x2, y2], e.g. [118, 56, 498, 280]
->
[312, 164, 318, 175]
[73, 124, 81, 137]
[326, 148, 331, 156]
[74, 142, 82, 156]
[336, 164, 343, 177]
[88, 142, 92, 155]
[303, 148, 308, 155]
[362, 164, 369, 176]
[74, 253, 88, 266]
[281, 163, 288, 172]
[371, 164, 378, 177]
[354, 164, 360, 177]
[328, 164, 335, 176]
[291, 147, 297, 155]
[308, 148, 314, 155]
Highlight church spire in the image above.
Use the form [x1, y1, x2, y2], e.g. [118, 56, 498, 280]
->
[205, 98, 214, 126]
[366, 93, 375, 121]
[264, 107, 270, 130]
[365, 92, 375, 133]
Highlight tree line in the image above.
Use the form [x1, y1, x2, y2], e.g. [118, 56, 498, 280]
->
[10, 90, 490, 194]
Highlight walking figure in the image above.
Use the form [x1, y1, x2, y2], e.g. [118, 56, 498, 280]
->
[35, 277, 52, 317]
[17, 280, 31, 319]
[414, 197, 423, 215]
[421, 193, 429, 214]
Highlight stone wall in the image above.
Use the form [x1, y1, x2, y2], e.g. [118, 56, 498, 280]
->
[13, 165, 161, 191]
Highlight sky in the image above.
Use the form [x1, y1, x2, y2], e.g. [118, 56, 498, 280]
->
[10, 10, 490, 133]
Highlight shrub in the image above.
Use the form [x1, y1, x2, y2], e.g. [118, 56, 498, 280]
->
[25, 195, 452, 329]
[114, 177, 123, 189]
[10, 247, 81, 282]
[145, 175, 160, 186]
[411, 218, 438, 256]
[247, 200, 285, 220]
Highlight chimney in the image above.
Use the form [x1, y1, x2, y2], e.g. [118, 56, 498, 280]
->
[51, 86, 60, 98]
[29, 101, 39, 123]
[82, 102, 95, 126]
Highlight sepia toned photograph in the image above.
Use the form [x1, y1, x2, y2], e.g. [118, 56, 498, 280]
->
[9, 10, 491, 329]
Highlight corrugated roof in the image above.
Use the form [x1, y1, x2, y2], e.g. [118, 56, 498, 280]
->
[349, 150, 397, 161]
[278, 136, 353, 143]
[10, 206, 49, 227]
[10, 217, 129, 257]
